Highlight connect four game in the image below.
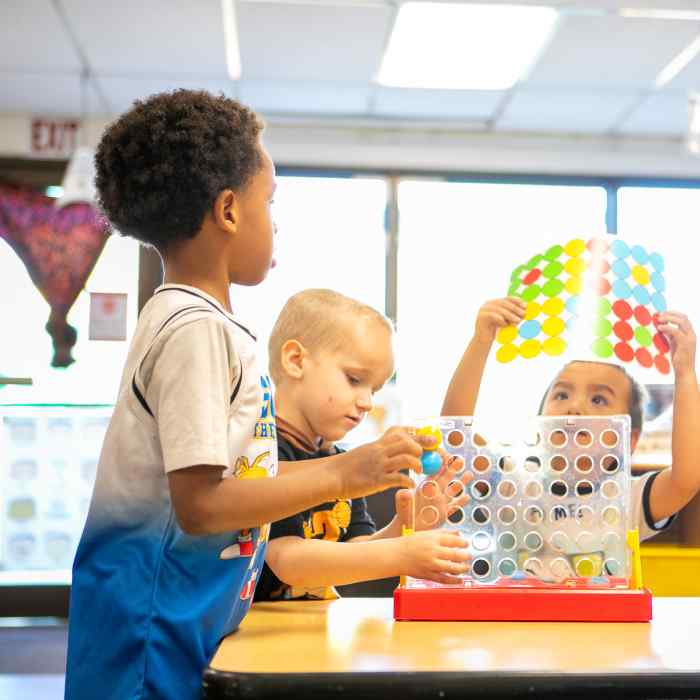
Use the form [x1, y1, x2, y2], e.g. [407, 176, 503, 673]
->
[496, 237, 670, 375]
[393, 416, 652, 623]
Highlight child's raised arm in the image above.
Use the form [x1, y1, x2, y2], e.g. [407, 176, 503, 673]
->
[646, 311, 700, 522]
[442, 297, 526, 416]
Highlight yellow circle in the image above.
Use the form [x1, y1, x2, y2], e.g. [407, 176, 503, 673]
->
[564, 257, 585, 275]
[542, 317, 566, 337]
[631, 265, 650, 285]
[416, 425, 442, 448]
[519, 339, 541, 359]
[565, 275, 582, 295]
[542, 298, 565, 316]
[496, 325, 518, 344]
[524, 302, 541, 320]
[543, 337, 567, 357]
[564, 238, 585, 257]
[496, 344, 518, 363]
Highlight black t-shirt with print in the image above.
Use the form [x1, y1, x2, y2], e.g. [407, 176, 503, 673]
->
[254, 435, 376, 601]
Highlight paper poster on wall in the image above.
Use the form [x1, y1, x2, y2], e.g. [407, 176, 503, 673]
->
[89, 292, 127, 341]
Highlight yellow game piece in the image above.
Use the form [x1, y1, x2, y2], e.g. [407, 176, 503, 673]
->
[565, 275, 582, 295]
[496, 343, 519, 363]
[416, 425, 442, 449]
[627, 529, 644, 589]
[524, 302, 541, 320]
[542, 317, 565, 337]
[543, 336, 566, 356]
[496, 325, 518, 344]
[631, 265, 651, 286]
[519, 339, 541, 359]
[564, 257, 585, 275]
[542, 298, 564, 316]
[564, 238, 585, 257]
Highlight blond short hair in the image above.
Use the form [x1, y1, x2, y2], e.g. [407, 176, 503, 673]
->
[268, 289, 393, 384]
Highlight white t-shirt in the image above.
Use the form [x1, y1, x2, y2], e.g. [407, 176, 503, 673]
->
[65, 284, 277, 700]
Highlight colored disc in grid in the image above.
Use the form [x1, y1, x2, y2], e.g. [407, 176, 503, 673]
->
[543, 337, 566, 356]
[564, 257, 585, 275]
[596, 298, 612, 316]
[565, 276, 582, 294]
[526, 254, 544, 270]
[524, 302, 541, 320]
[497, 325, 518, 344]
[564, 238, 586, 257]
[566, 296, 579, 314]
[632, 285, 651, 305]
[519, 320, 541, 339]
[612, 279, 632, 299]
[523, 269, 542, 285]
[542, 317, 565, 337]
[614, 321, 634, 341]
[611, 259, 630, 279]
[649, 252, 664, 273]
[631, 265, 650, 285]
[511, 264, 528, 281]
[520, 339, 541, 358]
[542, 279, 564, 297]
[652, 293, 667, 312]
[591, 338, 614, 358]
[611, 239, 630, 259]
[634, 305, 652, 326]
[593, 276, 611, 296]
[566, 317, 578, 331]
[544, 244, 564, 261]
[635, 326, 653, 347]
[592, 318, 612, 337]
[653, 332, 670, 353]
[612, 300, 633, 320]
[587, 238, 609, 255]
[635, 348, 653, 368]
[521, 285, 542, 302]
[614, 342, 634, 362]
[631, 245, 648, 265]
[542, 298, 565, 316]
[496, 344, 519, 363]
[655, 354, 671, 374]
[651, 272, 665, 292]
[543, 261, 564, 279]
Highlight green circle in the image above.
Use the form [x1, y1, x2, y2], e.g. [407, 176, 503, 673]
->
[526, 254, 544, 270]
[635, 326, 653, 347]
[510, 264, 528, 282]
[596, 298, 612, 316]
[498, 559, 516, 577]
[591, 338, 614, 358]
[592, 318, 612, 337]
[521, 285, 542, 302]
[542, 261, 564, 279]
[542, 279, 564, 298]
[544, 244, 564, 261]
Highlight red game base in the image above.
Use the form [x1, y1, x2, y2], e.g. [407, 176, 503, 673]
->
[394, 585, 652, 622]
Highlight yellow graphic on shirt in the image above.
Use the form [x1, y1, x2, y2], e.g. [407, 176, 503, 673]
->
[234, 451, 270, 480]
[302, 500, 352, 541]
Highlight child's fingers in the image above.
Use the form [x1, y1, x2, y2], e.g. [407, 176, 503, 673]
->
[438, 546, 471, 562]
[657, 313, 694, 335]
[433, 559, 471, 576]
[439, 532, 468, 548]
[382, 472, 415, 490]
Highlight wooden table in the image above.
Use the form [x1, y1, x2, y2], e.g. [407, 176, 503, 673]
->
[203, 597, 700, 698]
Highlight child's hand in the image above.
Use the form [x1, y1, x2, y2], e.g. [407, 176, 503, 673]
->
[335, 427, 436, 499]
[396, 529, 470, 584]
[656, 312, 697, 379]
[394, 454, 472, 531]
[473, 297, 527, 345]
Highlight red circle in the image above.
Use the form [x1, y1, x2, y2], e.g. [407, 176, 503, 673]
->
[634, 306, 652, 326]
[595, 277, 611, 296]
[635, 348, 653, 368]
[655, 355, 671, 375]
[614, 342, 634, 362]
[523, 269, 541, 285]
[613, 321, 634, 342]
[587, 238, 609, 255]
[653, 332, 670, 353]
[613, 300, 633, 320]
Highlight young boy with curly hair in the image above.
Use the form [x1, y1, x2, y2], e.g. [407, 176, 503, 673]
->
[64, 91, 438, 700]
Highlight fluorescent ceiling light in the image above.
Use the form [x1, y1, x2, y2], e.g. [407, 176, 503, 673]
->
[377, 3, 558, 90]
[222, 0, 242, 80]
[620, 9, 700, 21]
[654, 35, 700, 88]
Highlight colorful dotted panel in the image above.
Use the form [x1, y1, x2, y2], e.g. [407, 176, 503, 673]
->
[499, 237, 670, 374]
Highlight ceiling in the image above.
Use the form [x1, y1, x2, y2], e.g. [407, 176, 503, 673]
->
[2, 0, 700, 137]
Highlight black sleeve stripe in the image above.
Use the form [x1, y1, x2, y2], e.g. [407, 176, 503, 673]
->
[230, 359, 243, 406]
[642, 470, 676, 531]
[132, 376, 153, 417]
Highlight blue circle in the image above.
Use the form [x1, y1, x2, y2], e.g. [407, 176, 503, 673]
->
[421, 450, 442, 475]
[611, 259, 630, 279]
[611, 239, 630, 259]
[519, 320, 541, 339]
[631, 245, 649, 265]
[652, 292, 667, 313]
[566, 296, 579, 314]
[649, 252, 664, 273]
[566, 317, 578, 331]
[651, 272, 666, 292]
[612, 279, 632, 299]
[632, 285, 651, 305]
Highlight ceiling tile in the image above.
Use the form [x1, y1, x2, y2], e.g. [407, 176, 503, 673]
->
[618, 90, 689, 135]
[372, 88, 502, 120]
[0, 73, 101, 116]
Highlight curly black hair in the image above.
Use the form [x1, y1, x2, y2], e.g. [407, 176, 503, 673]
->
[95, 90, 264, 250]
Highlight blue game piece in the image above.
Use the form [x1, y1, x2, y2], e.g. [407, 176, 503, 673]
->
[631, 244, 648, 265]
[632, 285, 651, 305]
[612, 279, 632, 299]
[610, 239, 630, 259]
[519, 319, 541, 339]
[565, 296, 579, 313]
[611, 259, 630, 279]
[421, 450, 442, 475]
[649, 252, 664, 273]
[652, 292, 667, 313]
[651, 272, 666, 292]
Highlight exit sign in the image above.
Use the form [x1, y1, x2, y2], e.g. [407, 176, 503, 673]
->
[30, 118, 81, 158]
